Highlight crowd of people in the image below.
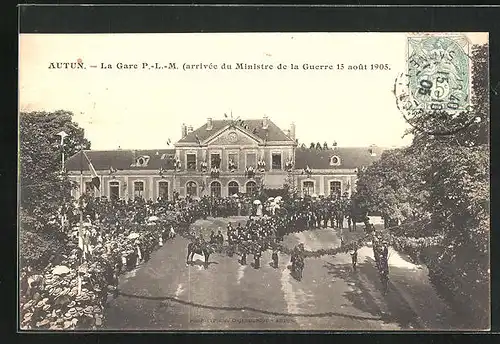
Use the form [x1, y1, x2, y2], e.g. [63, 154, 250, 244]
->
[20, 195, 203, 330]
[20, 191, 373, 330]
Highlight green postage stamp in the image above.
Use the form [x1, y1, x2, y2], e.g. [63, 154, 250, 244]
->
[394, 34, 476, 135]
[407, 34, 471, 114]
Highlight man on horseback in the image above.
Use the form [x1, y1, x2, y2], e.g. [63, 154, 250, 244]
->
[291, 243, 305, 264]
[198, 233, 206, 249]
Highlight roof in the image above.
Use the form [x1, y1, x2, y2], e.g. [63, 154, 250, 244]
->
[294, 146, 388, 170]
[177, 119, 294, 144]
[65, 146, 389, 172]
[65, 149, 176, 171]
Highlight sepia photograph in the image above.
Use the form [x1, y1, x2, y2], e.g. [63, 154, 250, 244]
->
[18, 32, 490, 331]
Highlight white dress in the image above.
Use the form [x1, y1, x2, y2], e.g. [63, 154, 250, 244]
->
[256, 204, 263, 216]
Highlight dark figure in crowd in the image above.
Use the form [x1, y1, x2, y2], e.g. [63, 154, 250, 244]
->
[272, 248, 279, 268]
[240, 250, 247, 265]
[254, 247, 261, 269]
[381, 242, 389, 260]
[216, 230, 224, 245]
[373, 240, 381, 270]
[350, 244, 358, 272]
[210, 230, 216, 244]
[379, 253, 389, 294]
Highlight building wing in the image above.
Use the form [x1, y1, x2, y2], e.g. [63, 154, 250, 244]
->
[294, 146, 389, 170]
[65, 149, 177, 171]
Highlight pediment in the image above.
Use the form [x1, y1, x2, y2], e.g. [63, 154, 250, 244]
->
[205, 126, 261, 146]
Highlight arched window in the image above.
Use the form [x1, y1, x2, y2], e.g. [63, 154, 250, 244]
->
[246, 181, 257, 195]
[186, 181, 197, 197]
[330, 181, 342, 198]
[303, 181, 314, 196]
[109, 181, 120, 200]
[158, 181, 169, 200]
[210, 181, 221, 198]
[134, 181, 145, 198]
[228, 181, 239, 195]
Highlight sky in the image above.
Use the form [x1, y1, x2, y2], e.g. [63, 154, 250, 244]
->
[19, 32, 487, 150]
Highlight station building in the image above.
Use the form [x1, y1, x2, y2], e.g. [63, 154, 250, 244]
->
[65, 116, 386, 200]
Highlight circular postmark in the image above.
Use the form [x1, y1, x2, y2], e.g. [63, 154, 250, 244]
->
[394, 35, 477, 136]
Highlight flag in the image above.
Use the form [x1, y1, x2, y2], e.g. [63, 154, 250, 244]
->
[224, 113, 228, 118]
[83, 151, 100, 190]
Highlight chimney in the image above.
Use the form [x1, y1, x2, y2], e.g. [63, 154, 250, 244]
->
[181, 123, 187, 138]
[262, 115, 269, 130]
[289, 122, 296, 140]
[187, 125, 194, 134]
[207, 118, 213, 130]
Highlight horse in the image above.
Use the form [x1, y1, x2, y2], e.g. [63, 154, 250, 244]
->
[186, 242, 212, 267]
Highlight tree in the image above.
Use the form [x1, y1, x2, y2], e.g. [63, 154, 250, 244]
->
[19, 110, 91, 268]
[20, 110, 91, 215]
[353, 43, 490, 327]
[353, 148, 429, 230]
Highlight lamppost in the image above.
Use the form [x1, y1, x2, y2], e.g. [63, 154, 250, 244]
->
[57, 130, 68, 173]
[56, 131, 69, 233]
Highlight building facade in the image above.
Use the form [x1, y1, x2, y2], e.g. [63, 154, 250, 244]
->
[65, 116, 386, 200]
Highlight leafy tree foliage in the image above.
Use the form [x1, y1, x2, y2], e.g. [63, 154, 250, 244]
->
[19, 110, 91, 267]
[20, 110, 91, 214]
[353, 44, 489, 327]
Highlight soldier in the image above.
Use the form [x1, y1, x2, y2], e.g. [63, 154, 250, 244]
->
[381, 241, 389, 259]
[379, 252, 390, 294]
[253, 243, 261, 269]
[240, 246, 247, 265]
[271, 246, 279, 268]
[216, 229, 224, 245]
[350, 243, 358, 272]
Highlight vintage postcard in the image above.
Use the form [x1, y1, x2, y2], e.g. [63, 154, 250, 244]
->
[18, 32, 490, 331]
